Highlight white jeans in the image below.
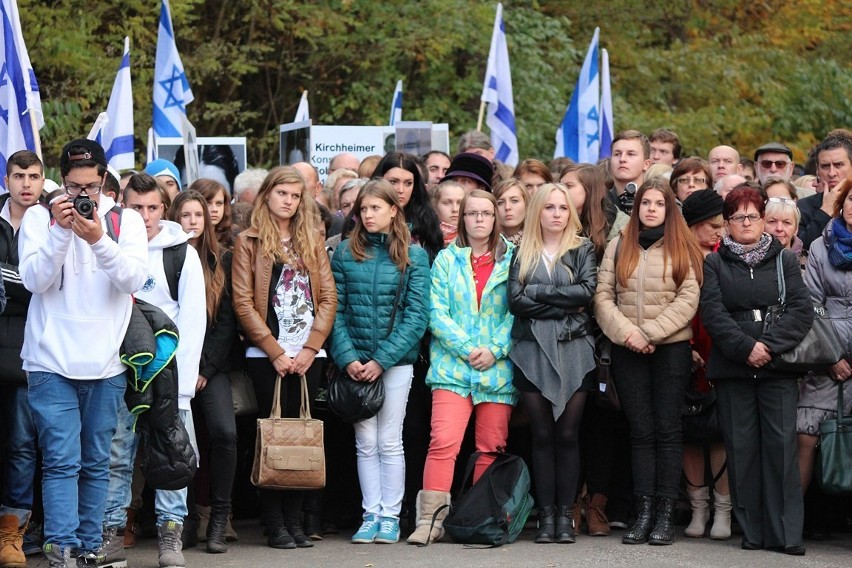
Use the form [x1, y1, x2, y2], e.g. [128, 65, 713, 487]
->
[353, 364, 413, 519]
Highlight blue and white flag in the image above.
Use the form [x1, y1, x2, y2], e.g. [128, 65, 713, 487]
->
[153, 0, 193, 138]
[98, 37, 134, 170]
[554, 27, 600, 163]
[389, 80, 402, 126]
[480, 3, 518, 166]
[599, 47, 613, 159]
[294, 90, 309, 122]
[0, 0, 42, 185]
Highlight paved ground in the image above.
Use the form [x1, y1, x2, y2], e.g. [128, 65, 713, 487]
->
[31, 520, 851, 568]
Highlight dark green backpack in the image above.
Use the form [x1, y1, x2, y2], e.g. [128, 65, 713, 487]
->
[439, 451, 533, 546]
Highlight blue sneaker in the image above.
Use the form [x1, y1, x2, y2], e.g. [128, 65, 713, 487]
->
[374, 517, 400, 544]
[351, 514, 380, 544]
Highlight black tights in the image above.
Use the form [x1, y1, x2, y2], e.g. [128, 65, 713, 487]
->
[522, 389, 587, 508]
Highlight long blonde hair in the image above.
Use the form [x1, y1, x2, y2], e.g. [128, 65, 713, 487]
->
[516, 183, 585, 284]
[250, 166, 323, 273]
[348, 179, 411, 271]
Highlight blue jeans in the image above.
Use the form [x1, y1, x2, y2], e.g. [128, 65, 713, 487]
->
[28, 372, 126, 553]
[1, 384, 37, 509]
[104, 403, 193, 528]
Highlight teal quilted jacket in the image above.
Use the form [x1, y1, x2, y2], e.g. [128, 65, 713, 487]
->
[427, 240, 517, 405]
[329, 234, 430, 371]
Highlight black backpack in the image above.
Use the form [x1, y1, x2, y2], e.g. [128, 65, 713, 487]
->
[436, 451, 533, 547]
[105, 206, 186, 302]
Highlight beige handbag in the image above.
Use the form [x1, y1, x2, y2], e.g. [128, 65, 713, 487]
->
[250, 374, 325, 489]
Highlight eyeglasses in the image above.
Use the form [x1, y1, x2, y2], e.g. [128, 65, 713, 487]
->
[463, 210, 495, 219]
[767, 197, 796, 206]
[728, 214, 762, 224]
[676, 176, 707, 186]
[64, 182, 103, 197]
[759, 159, 790, 170]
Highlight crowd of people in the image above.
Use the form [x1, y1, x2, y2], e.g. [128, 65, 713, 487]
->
[0, 126, 851, 567]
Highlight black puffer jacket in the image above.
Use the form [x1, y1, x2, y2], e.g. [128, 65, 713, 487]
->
[700, 239, 813, 380]
[0, 194, 26, 383]
[122, 299, 197, 490]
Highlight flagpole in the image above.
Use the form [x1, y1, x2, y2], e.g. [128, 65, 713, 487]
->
[476, 101, 486, 132]
[28, 111, 41, 160]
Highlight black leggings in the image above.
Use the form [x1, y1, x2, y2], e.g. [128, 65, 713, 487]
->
[522, 387, 587, 508]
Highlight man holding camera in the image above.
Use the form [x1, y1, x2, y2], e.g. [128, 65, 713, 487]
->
[18, 139, 148, 568]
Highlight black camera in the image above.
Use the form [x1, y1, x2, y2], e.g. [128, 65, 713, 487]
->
[73, 195, 96, 220]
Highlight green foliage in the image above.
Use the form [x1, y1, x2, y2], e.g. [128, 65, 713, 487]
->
[16, 0, 852, 172]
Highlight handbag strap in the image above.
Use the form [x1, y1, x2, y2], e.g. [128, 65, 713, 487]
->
[387, 265, 407, 334]
[837, 381, 847, 418]
[269, 373, 312, 420]
[270, 374, 283, 419]
[775, 251, 787, 305]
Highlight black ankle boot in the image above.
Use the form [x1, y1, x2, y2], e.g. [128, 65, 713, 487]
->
[182, 513, 199, 550]
[267, 525, 296, 549]
[535, 506, 556, 543]
[285, 517, 314, 548]
[206, 510, 228, 554]
[555, 505, 576, 543]
[622, 496, 655, 544]
[648, 497, 675, 545]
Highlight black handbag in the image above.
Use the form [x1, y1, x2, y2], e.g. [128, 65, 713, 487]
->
[763, 252, 844, 374]
[681, 385, 722, 444]
[327, 266, 405, 423]
[817, 382, 852, 496]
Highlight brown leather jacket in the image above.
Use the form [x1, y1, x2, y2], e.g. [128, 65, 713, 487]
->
[231, 229, 337, 361]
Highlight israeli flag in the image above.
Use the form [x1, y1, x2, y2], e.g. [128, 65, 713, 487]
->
[389, 80, 402, 126]
[294, 90, 309, 122]
[554, 27, 600, 163]
[0, 0, 42, 186]
[599, 48, 613, 159]
[153, 0, 193, 138]
[98, 37, 134, 170]
[480, 3, 518, 166]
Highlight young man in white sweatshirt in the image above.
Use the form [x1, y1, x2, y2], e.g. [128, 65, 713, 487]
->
[100, 173, 206, 568]
[18, 139, 148, 568]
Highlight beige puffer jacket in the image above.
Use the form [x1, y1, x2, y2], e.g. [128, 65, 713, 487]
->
[594, 236, 699, 346]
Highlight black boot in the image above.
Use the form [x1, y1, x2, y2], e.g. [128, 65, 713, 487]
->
[182, 512, 199, 550]
[622, 496, 655, 544]
[284, 516, 314, 548]
[648, 497, 675, 545]
[265, 505, 295, 549]
[206, 509, 228, 554]
[555, 505, 576, 544]
[535, 506, 556, 543]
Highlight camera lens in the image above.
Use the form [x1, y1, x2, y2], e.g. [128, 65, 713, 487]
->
[74, 196, 95, 220]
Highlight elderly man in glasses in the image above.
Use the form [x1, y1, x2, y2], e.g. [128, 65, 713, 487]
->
[753, 142, 795, 185]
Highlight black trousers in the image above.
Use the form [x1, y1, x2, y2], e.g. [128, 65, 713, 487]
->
[716, 377, 803, 548]
[191, 371, 238, 513]
[611, 341, 691, 499]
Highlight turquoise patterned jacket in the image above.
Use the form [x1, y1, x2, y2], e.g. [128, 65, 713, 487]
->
[426, 239, 517, 406]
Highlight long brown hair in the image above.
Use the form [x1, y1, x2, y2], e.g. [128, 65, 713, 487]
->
[168, 190, 225, 323]
[616, 178, 704, 288]
[455, 190, 506, 260]
[348, 179, 411, 271]
[250, 166, 323, 274]
[190, 178, 233, 249]
[560, 164, 612, 259]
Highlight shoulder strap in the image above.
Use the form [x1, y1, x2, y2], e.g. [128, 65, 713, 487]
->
[163, 242, 188, 302]
[105, 206, 123, 242]
[775, 251, 787, 305]
[387, 264, 407, 334]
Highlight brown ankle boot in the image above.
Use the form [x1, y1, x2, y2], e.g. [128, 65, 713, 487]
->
[585, 494, 611, 536]
[123, 508, 138, 548]
[0, 513, 27, 568]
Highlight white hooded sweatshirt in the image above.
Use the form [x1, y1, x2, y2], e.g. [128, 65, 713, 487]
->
[134, 220, 206, 411]
[19, 196, 148, 379]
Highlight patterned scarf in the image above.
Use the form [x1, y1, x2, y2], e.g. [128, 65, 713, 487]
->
[440, 221, 458, 247]
[722, 232, 773, 267]
[826, 217, 852, 270]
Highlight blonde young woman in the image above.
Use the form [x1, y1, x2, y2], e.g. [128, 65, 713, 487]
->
[407, 189, 516, 546]
[508, 183, 597, 544]
[595, 178, 703, 546]
[232, 166, 337, 550]
[431, 180, 466, 247]
[330, 179, 430, 545]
